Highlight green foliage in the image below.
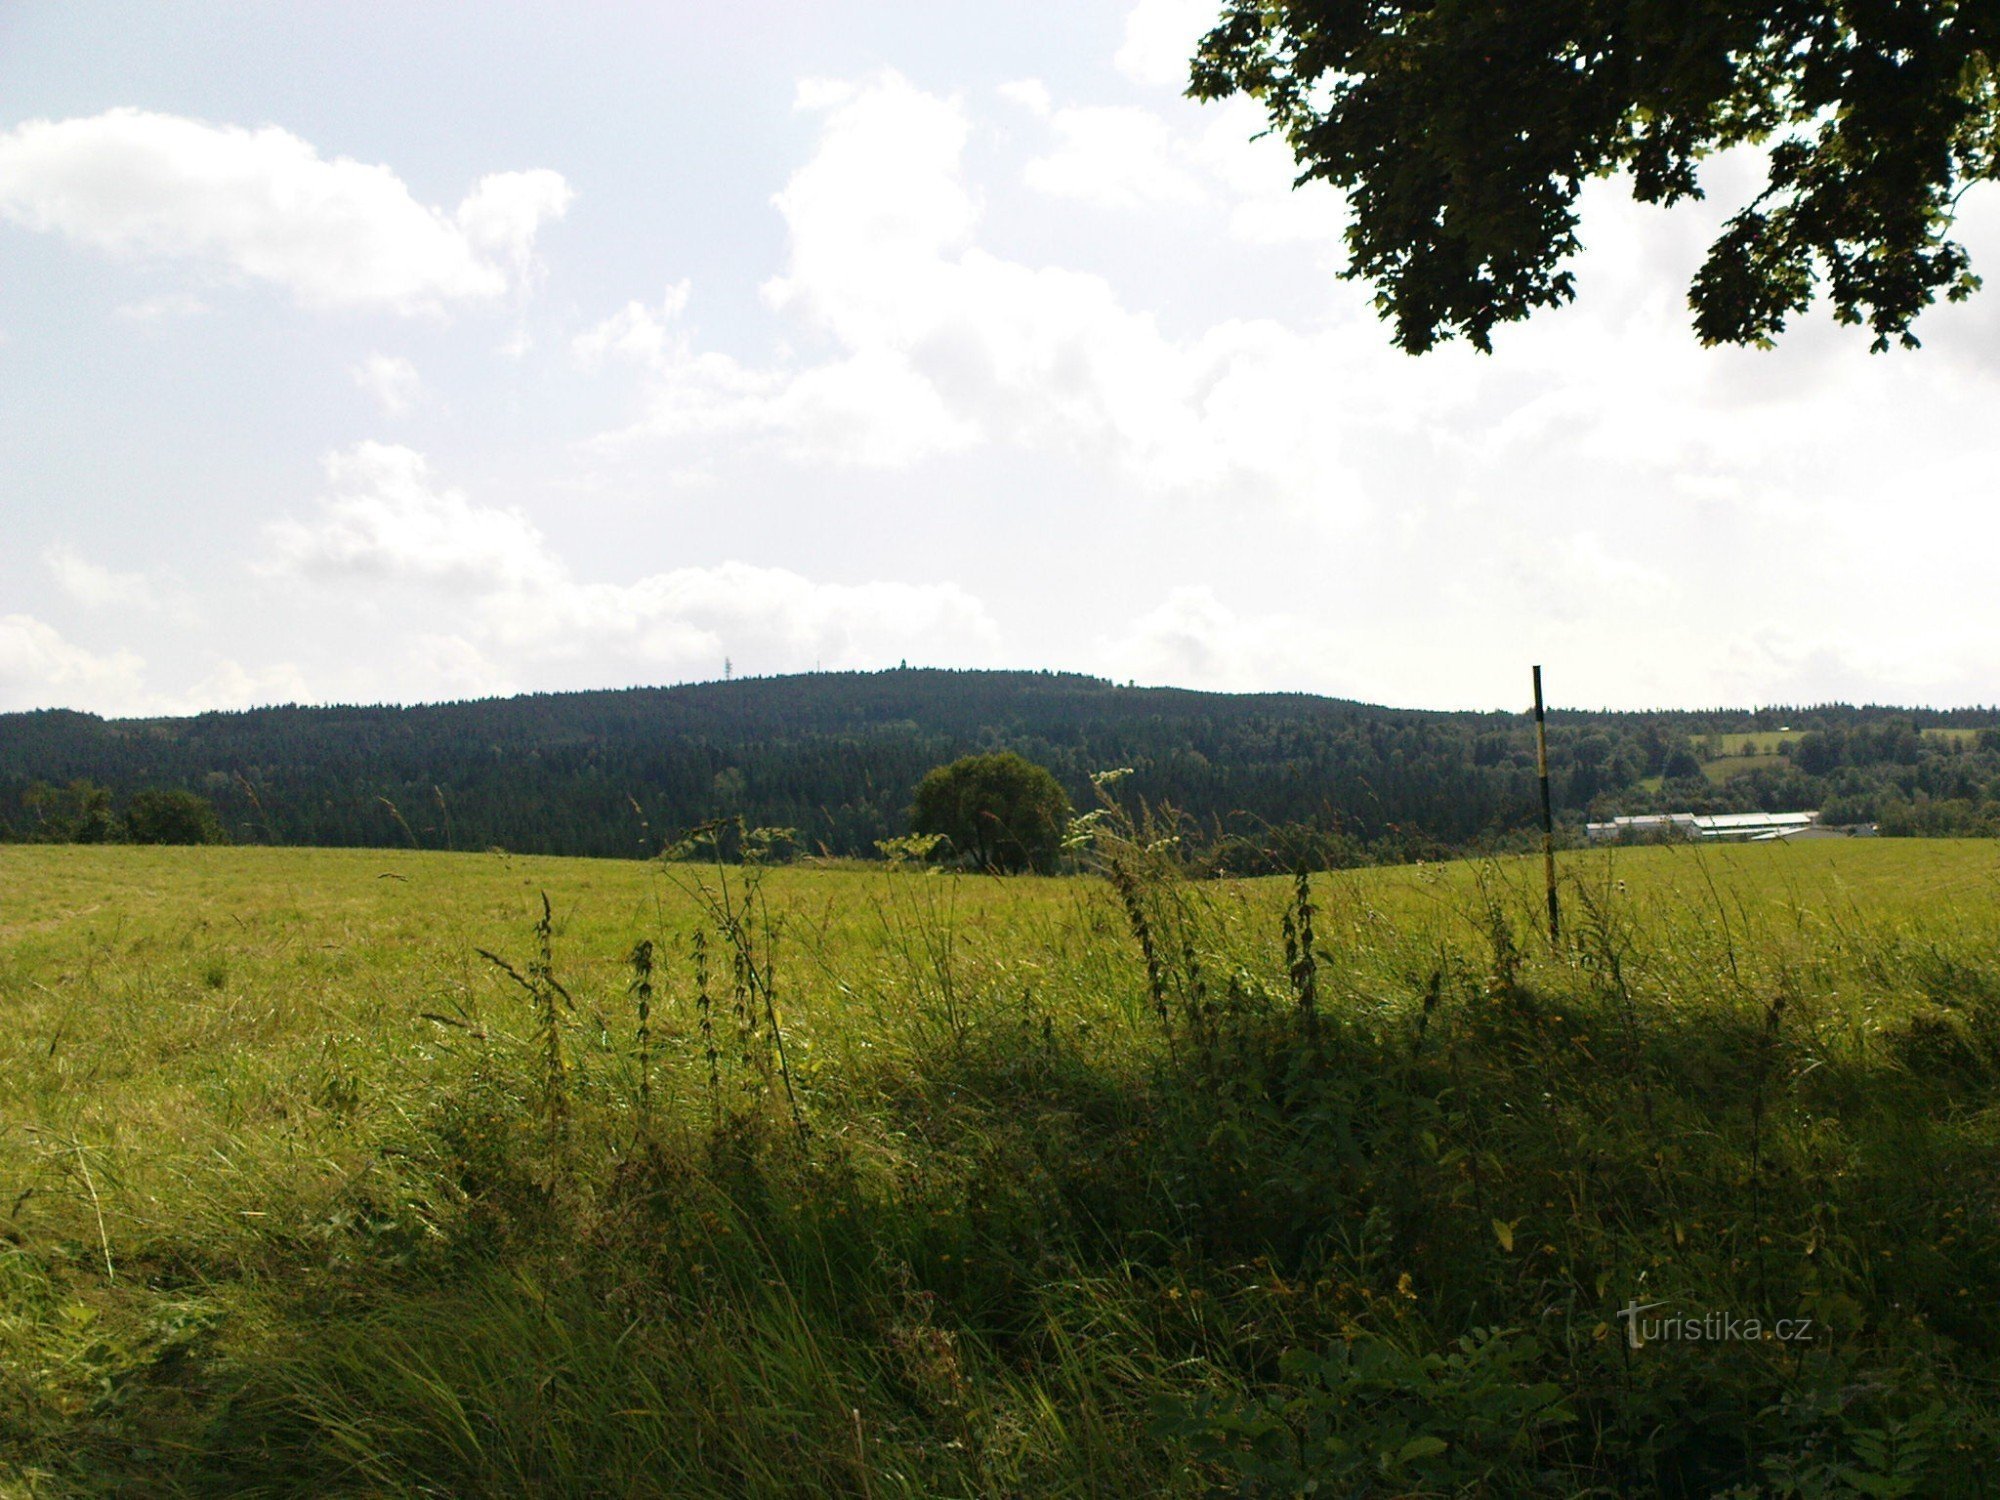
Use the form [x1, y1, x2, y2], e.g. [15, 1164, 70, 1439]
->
[476, 892, 575, 1157]
[12, 780, 224, 846]
[1157, 1329, 1572, 1496]
[1877, 793, 2000, 837]
[124, 787, 227, 845]
[1190, 2, 1999, 352]
[1663, 746, 1705, 782]
[874, 830, 946, 864]
[20, 778, 116, 843]
[911, 750, 1071, 872]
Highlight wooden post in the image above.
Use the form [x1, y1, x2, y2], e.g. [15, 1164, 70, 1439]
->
[1533, 665, 1560, 945]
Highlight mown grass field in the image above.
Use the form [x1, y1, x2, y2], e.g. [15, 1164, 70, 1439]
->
[1696, 732, 1810, 758]
[4, 837, 2000, 1495]
[1699, 754, 1776, 785]
[1692, 726, 1979, 779]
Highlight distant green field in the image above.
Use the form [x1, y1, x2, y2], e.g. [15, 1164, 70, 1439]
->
[5, 840, 2000, 1494]
[1694, 726, 1982, 763]
[1698, 729, 1808, 756]
[1689, 726, 1986, 782]
[1699, 752, 1772, 783]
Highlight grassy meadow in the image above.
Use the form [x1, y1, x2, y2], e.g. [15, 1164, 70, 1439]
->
[4, 836, 2000, 1494]
[1697, 732, 1811, 758]
[1693, 727, 1982, 784]
[1699, 755, 1777, 786]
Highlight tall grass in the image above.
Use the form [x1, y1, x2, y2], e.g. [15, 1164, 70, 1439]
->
[1, 835, 1998, 1494]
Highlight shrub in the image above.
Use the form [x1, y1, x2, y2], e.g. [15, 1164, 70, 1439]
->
[910, 751, 1071, 872]
[125, 788, 228, 845]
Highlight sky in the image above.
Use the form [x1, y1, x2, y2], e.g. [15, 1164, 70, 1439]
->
[3, 1, 1998, 718]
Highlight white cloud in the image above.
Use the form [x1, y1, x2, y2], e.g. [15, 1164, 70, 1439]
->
[112, 291, 207, 321]
[1186, 97, 1348, 246]
[792, 76, 863, 112]
[1, 587, 305, 715]
[763, 73, 980, 342]
[1095, 587, 1354, 693]
[571, 282, 691, 368]
[178, 657, 312, 712]
[403, 634, 517, 701]
[0, 109, 568, 312]
[1022, 105, 1205, 208]
[264, 443, 560, 591]
[44, 543, 158, 609]
[1114, 0, 1214, 89]
[1094, 461, 2000, 708]
[576, 273, 979, 467]
[454, 169, 572, 281]
[0, 613, 148, 712]
[759, 348, 981, 467]
[352, 354, 424, 417]
[262, 444, 1001, 677]
[510, 562, 1001, 671]
[996, 79, 1053, 118]
[580, 72, 1367, 497]
[1004, 74, 1343, 241]
[750, 74, 1379, 496]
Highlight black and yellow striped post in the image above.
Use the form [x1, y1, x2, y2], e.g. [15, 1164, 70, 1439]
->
[1533, 665, 1560, 946]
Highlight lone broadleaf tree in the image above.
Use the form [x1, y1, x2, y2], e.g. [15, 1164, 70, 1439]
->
[1190, 2, 2000, 352]
[910, 752, 1072, 873]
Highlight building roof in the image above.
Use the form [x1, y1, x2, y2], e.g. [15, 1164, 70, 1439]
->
[1586, 810, 1822, 841]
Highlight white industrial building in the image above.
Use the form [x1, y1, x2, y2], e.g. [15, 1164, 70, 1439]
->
[1584, 811, 1833, 844]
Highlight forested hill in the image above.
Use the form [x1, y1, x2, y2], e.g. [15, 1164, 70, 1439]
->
[3, 669, 1998, 860]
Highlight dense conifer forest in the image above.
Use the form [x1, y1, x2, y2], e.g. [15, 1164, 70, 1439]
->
[3, 669, 1997, 860]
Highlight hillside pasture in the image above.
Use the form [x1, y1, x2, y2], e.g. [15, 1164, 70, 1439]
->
[1697, 730, 1807, 757]
[3, 839, 2000, 1494]
[1699, 752, 1774, 783]
[1693, 726, 1982, 763]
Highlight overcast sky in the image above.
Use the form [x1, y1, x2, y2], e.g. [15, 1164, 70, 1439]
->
[4, 1, 1997, 717]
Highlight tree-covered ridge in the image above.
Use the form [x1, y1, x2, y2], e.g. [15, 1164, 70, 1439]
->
[2, 669, 1997, 859]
